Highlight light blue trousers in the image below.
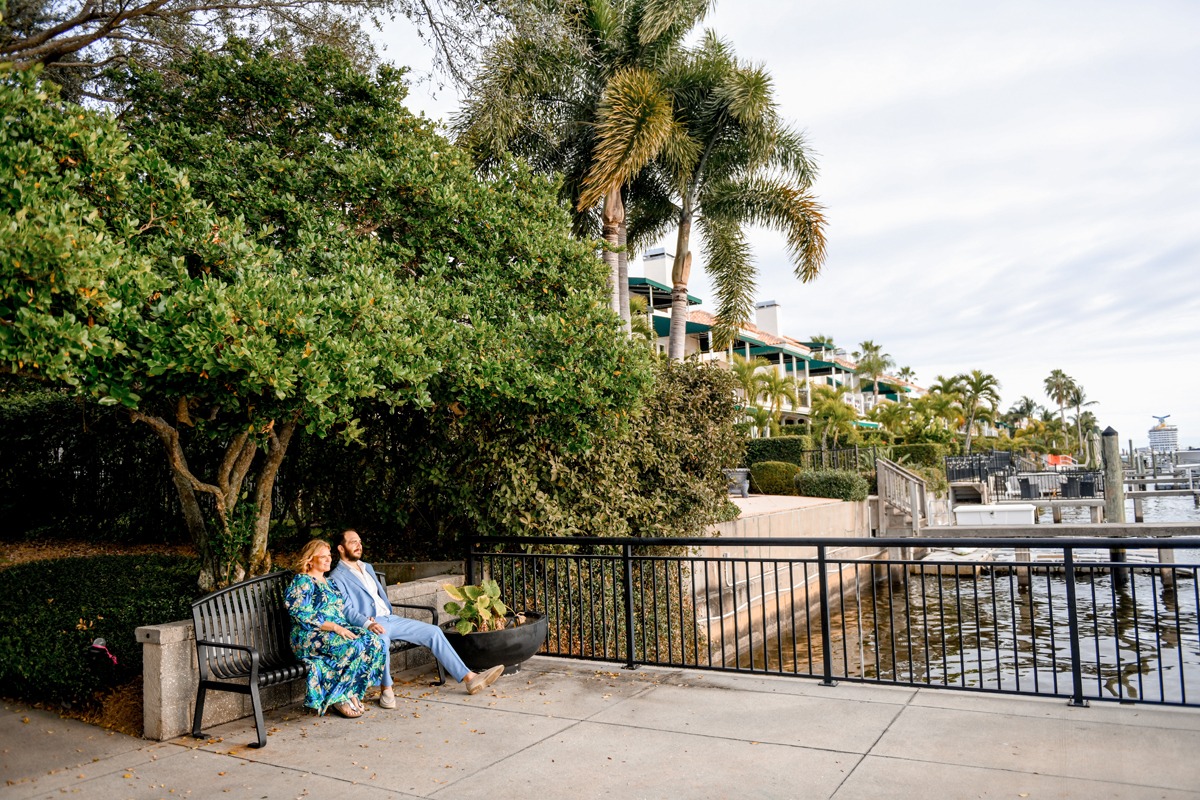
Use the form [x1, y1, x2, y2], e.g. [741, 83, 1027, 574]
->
[375, 615, 471, 685]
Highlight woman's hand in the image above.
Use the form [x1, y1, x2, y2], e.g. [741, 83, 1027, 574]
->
[323, 622, 357, 639]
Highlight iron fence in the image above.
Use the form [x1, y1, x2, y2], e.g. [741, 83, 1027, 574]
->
[467, 535, 1200, 707]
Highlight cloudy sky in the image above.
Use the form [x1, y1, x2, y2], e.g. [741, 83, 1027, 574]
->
[379, 1, 1200, 449]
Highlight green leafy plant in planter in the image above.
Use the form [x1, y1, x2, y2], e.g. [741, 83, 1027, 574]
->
[444, 579, 520, 633]
[442, 579, 546, 674]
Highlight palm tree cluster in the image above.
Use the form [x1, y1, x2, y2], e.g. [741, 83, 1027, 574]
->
[455, 0, 826, 355]
[730, 353, 803, 438]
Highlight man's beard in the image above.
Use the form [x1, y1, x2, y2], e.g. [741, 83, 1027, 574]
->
[341, 550, 362, 563]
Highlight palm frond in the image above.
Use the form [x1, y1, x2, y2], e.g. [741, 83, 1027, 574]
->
[578, 66, 678, 209]
[703, 174, 827, 282]
[700, 216, 755, 349]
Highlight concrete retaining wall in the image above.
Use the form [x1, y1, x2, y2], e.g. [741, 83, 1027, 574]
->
[136, 574, 464, 741]
[698, 498, 882, 664]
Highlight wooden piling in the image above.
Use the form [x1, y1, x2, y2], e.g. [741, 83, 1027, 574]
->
[1103, 428, 1128, 588]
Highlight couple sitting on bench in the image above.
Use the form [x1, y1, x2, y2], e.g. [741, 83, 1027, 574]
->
[286, 530, 502, 718]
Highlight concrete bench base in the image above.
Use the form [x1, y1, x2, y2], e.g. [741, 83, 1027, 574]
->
[137, 574, 464, 741]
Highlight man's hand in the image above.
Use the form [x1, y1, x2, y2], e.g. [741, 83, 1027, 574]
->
[368, 621, 385, 635]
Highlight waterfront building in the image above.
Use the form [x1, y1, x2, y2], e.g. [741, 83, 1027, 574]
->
[634, 251, 921, 430]
[1149, 420, 1179, 453]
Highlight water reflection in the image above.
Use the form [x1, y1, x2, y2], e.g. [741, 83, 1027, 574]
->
[744, 561, 1200, 704]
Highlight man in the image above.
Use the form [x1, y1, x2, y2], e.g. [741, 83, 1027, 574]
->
[329, 529, 502, 708]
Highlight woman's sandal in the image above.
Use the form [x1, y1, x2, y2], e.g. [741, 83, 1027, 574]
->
[333, 700, 363, 718]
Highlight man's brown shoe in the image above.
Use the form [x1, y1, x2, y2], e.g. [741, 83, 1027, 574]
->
[465, 665, 504, 695]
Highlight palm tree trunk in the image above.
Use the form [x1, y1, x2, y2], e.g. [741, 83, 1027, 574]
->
[602, 187, 624, 319]
[668, 199, 695, 360]
[617, 219, 631, 331]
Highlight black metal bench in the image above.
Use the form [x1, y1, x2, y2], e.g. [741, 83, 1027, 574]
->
[191, 570, 445, 748]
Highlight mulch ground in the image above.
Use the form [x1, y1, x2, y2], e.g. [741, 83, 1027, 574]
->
[1, 539, 198, 737]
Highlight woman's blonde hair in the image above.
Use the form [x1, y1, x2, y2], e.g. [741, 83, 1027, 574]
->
[296, 539, 331, 574]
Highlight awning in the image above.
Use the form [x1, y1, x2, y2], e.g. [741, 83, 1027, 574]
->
[629, 277, 702, 309]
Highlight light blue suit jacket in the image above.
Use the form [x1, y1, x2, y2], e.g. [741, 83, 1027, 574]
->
[328, 561, 391, 628]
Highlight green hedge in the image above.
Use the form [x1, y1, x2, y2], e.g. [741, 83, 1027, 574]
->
[794, 469, 870, 502]
[885, 443, 947, 468]
[0, 555, 199, 706]
[749, 461, 801, 495]
[744, 437, 815, 468]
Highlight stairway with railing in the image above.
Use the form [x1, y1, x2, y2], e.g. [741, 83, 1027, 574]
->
[876, 456, 929, 534]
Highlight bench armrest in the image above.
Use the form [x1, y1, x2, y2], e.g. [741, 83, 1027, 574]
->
[195, 639, 258, 656]
[390, 602, 439, 626]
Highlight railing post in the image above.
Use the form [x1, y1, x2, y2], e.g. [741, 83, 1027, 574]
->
[1062, 547, 1089, 707]
[465, 540, 476, 585]
[816, 545, 837, 686]
[622, 543, 637, 671]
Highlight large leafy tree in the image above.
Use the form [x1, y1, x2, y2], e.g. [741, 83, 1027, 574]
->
[4, 45, 649, 588]
[455, 0, 711, 328]
[0, 0, 520, 99]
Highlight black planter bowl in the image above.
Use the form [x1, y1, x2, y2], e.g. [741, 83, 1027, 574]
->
[443, 611, 548, 675]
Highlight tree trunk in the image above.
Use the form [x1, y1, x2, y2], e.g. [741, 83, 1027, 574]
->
[617, 219, 631, 331]
[667, 252, 692, 360]
[601, 187, 624, 319]
[245, 418, 297, 577]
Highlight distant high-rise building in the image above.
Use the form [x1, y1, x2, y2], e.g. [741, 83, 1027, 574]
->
[1148, 418, 1178, 453]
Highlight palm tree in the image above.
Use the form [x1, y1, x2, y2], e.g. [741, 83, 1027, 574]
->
[624, 32, 825, 357]
[761, 370, 800, 426]
[1006, 395, 1040, 428]
[1066, 384, 1098, 457]
[810, 385, 858, 449]
[922, 375, 964, 432]
[1043, 369, 1077, 451]
[958, 370, 1001, 454]
[852, 339, 895, 407]
[809, 333, 835, 355]
[870, 399, 911, 441]
[730, 353, 769, 410]
[896, 366, 916, 384]
[455, 0, 712, 327]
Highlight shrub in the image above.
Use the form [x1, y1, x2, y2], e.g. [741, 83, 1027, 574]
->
[905, 463, 950, 498]
[794, 469, 869, 502]
[750, 461, 801, 495]
[0, 555, 199, 707]
[886, 443, 947, 468]
[744, 437, 814, 468]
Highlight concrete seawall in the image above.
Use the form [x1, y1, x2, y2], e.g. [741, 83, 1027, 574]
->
[697, 496, 882, 665]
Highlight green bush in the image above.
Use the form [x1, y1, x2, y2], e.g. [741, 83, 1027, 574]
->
[886, 443, 947, 468]
[744, 437, 814, 468]
[905, 463, 950, 498]
[749, 461, 801, 495]
[0, 555, 199, 707]
[794, 469, 869, 502]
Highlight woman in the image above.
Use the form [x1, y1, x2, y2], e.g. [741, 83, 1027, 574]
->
[286, 539, 386, 718]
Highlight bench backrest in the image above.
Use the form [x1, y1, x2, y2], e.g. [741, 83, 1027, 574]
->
[192, 572, 295, 680]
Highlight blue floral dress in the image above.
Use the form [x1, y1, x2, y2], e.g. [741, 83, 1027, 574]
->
[285, 574, 386, 715]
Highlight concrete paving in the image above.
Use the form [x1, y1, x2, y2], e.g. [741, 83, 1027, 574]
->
[4, 657, 1200, 799]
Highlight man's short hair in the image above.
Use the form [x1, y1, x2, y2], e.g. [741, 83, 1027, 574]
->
[333, 529, 357, 553]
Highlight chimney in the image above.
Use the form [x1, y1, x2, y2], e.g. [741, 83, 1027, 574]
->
[755, 300, 781, 337]
[642, 248, 673, 285]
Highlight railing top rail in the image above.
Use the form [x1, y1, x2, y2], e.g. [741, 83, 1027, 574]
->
[877, 456, 926, 487]
[466, 534, 1200, 550]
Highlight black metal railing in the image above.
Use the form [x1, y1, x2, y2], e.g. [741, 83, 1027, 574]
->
[467, 535, 1200, 707]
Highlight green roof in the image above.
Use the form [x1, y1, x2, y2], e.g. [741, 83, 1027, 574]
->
[651, 314, 711, 337]
[628, 277, 702, 308]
